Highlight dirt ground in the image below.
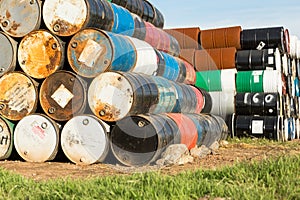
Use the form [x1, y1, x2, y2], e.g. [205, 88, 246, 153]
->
[1, 140, 300, 181]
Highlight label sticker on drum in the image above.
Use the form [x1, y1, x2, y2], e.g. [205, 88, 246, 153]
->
[51, 84, 74, 109]
[78, 39, 103, 68]
[252, 120, 264, 134]
[268, 57, 274, 65]
[56, 2, 82, 25]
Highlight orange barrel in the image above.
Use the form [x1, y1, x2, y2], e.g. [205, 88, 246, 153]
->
[39, 70, 87, 122]
[18, 29, 65, 79]
[0, 72, 38, 121]
[187, 114, 228, 147]
[61, 115, 109, 165]
[194, 47, 236, 71]
[67, 28, 136, 78]
[166, 113, 198, 150]
[208, 91, 235, 120]
[241, 27, 286, 53]
[0, 31, 17, 76]
[110, 114, 180, 166]
[0, 116, 15, 160]
[144, 21, 180, 57]
[179, 49, 196, 67]
[14, 114, 60, 162]
[0, 0, 42, 38]
[200, 26, 242, 50]
[42, 0, 114, 37]
[164, 27, 201, 50]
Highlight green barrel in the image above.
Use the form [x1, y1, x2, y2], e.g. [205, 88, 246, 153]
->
[236, 70, 264, 92]
[0, 116, 15, 160]
[195, 70, 222, 92]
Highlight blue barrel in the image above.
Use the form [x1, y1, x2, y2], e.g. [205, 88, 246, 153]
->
[160, 51, 180, 82]
[111, 3, 135, 37]
[295, 77, 300, 97]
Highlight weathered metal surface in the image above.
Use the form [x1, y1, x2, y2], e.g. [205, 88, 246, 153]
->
[14, 114, 60, 162]
[111, 3, 135, 36]
[61, 115, 109, 165]
[0, 72, 38, 121]
[0, 31, 17, 76]
[0, 0, 41, 37]
[18, 30, 65, 79]
[39, 70, 87, 121]
[0, 116, 14, 160]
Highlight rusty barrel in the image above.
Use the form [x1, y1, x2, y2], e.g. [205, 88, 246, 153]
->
[0, 72, 38, 121]
[200, 26, 242, 49]
[68, 28, 136, 78]
[61, 115, 109, 165]
[14, 114, 60, 162]
[194, 47, 237, 71]
[241, 27, 287, 53]
[0, 31, 17, 77]
[18, 29, 65, 79]
[0, 116, 15, 160]
[43, 0, 114, 37]
[0, 0, 42, 38]
[164, 27, 201, 50]
[39, 70, 87, 122]
[110, 114, 180, 166]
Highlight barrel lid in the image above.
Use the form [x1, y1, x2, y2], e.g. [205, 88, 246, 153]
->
[0, 0, 41, 37]
[0, 32, 17, 76]
[43, 0, 88, 37]
[67, 29, 113, 78]
[88, 72, 134, 122]
[0, 117, 13, 160]
[61, 115, 109, 165]
[18, 30, 64, 79]
[39, 70, 86, 121]
[0, 72, 38, 121]
[14, 114, 59, 162]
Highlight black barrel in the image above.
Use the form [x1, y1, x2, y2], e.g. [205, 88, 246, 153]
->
[241, 27, 285, 53]
[235, 92, 280, 116]
[236, 49, 276, 70]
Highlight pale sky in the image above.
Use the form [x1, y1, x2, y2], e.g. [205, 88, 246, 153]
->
[151, 0, 300, 37]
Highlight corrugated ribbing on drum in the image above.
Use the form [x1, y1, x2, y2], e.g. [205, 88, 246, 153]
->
[195, 70, 222, 92]
[0, 32, 17, 77]
[289, 36, 298, 59]
[200, 26, 242, 49]
[209, 91, 235, 120]
[236, 70, 264, 93]
[159, 51, 180, 81]
[0, 72, 38, 121]
[234, 115, 281, 140]
[0, 0, 41, 38]
[43, 0, 113, 37]
[235, 92, 280, 116]
[110, 114, 177, 166]
[111, 3, 135, 36]
[132, 13, 146, 40]
[240, 27, 285, 53]
[166, 113, 198, 150]
[236, 49, 276, 71]
[141, 0, 155, 24]
[39, 70, 87, 122]
[14, 114, 60, 162]
[0, 116, 15, 160]
[200, 89, 213, 113]
[263, 70, 282, 94]
[67, 29, 136, 78]
[61, 115, 109, 165]
[194, 47, 237, 71]
[18, 30, 65, 79]
[221, 69, 237, 92]
[127, 36, 158, 76]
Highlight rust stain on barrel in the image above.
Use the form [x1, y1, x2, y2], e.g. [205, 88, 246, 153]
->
[52, 19, 82, 36]
[94, 102, 121, 122]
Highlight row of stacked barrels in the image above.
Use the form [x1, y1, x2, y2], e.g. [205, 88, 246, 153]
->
[166, 25, 300, 141]
[0, 0, 228, 166]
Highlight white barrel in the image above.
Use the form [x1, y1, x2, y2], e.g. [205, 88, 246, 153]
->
[263, 70, 282, 94]
[274, 48, 282, 73]
[290, 36, 298, 59]
[0, 32, 17, 76]
[0, 0, 42, 37]
[127, 37, 158, 76]
[209, 91, 235, 119]
[282, 54, 288, 76]
[221, 69, 236, 92]
[14, 114, 60, 162]
[0, 117, 14, 160]
[61, 115, 109, 165]
[297, 40, 300, 59]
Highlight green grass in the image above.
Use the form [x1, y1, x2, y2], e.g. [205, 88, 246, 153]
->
[0, 154, 300, 199]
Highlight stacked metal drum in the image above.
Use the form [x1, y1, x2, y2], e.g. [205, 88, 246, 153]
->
[167, 25, 300, 142]
[0, 0, 228, 166]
